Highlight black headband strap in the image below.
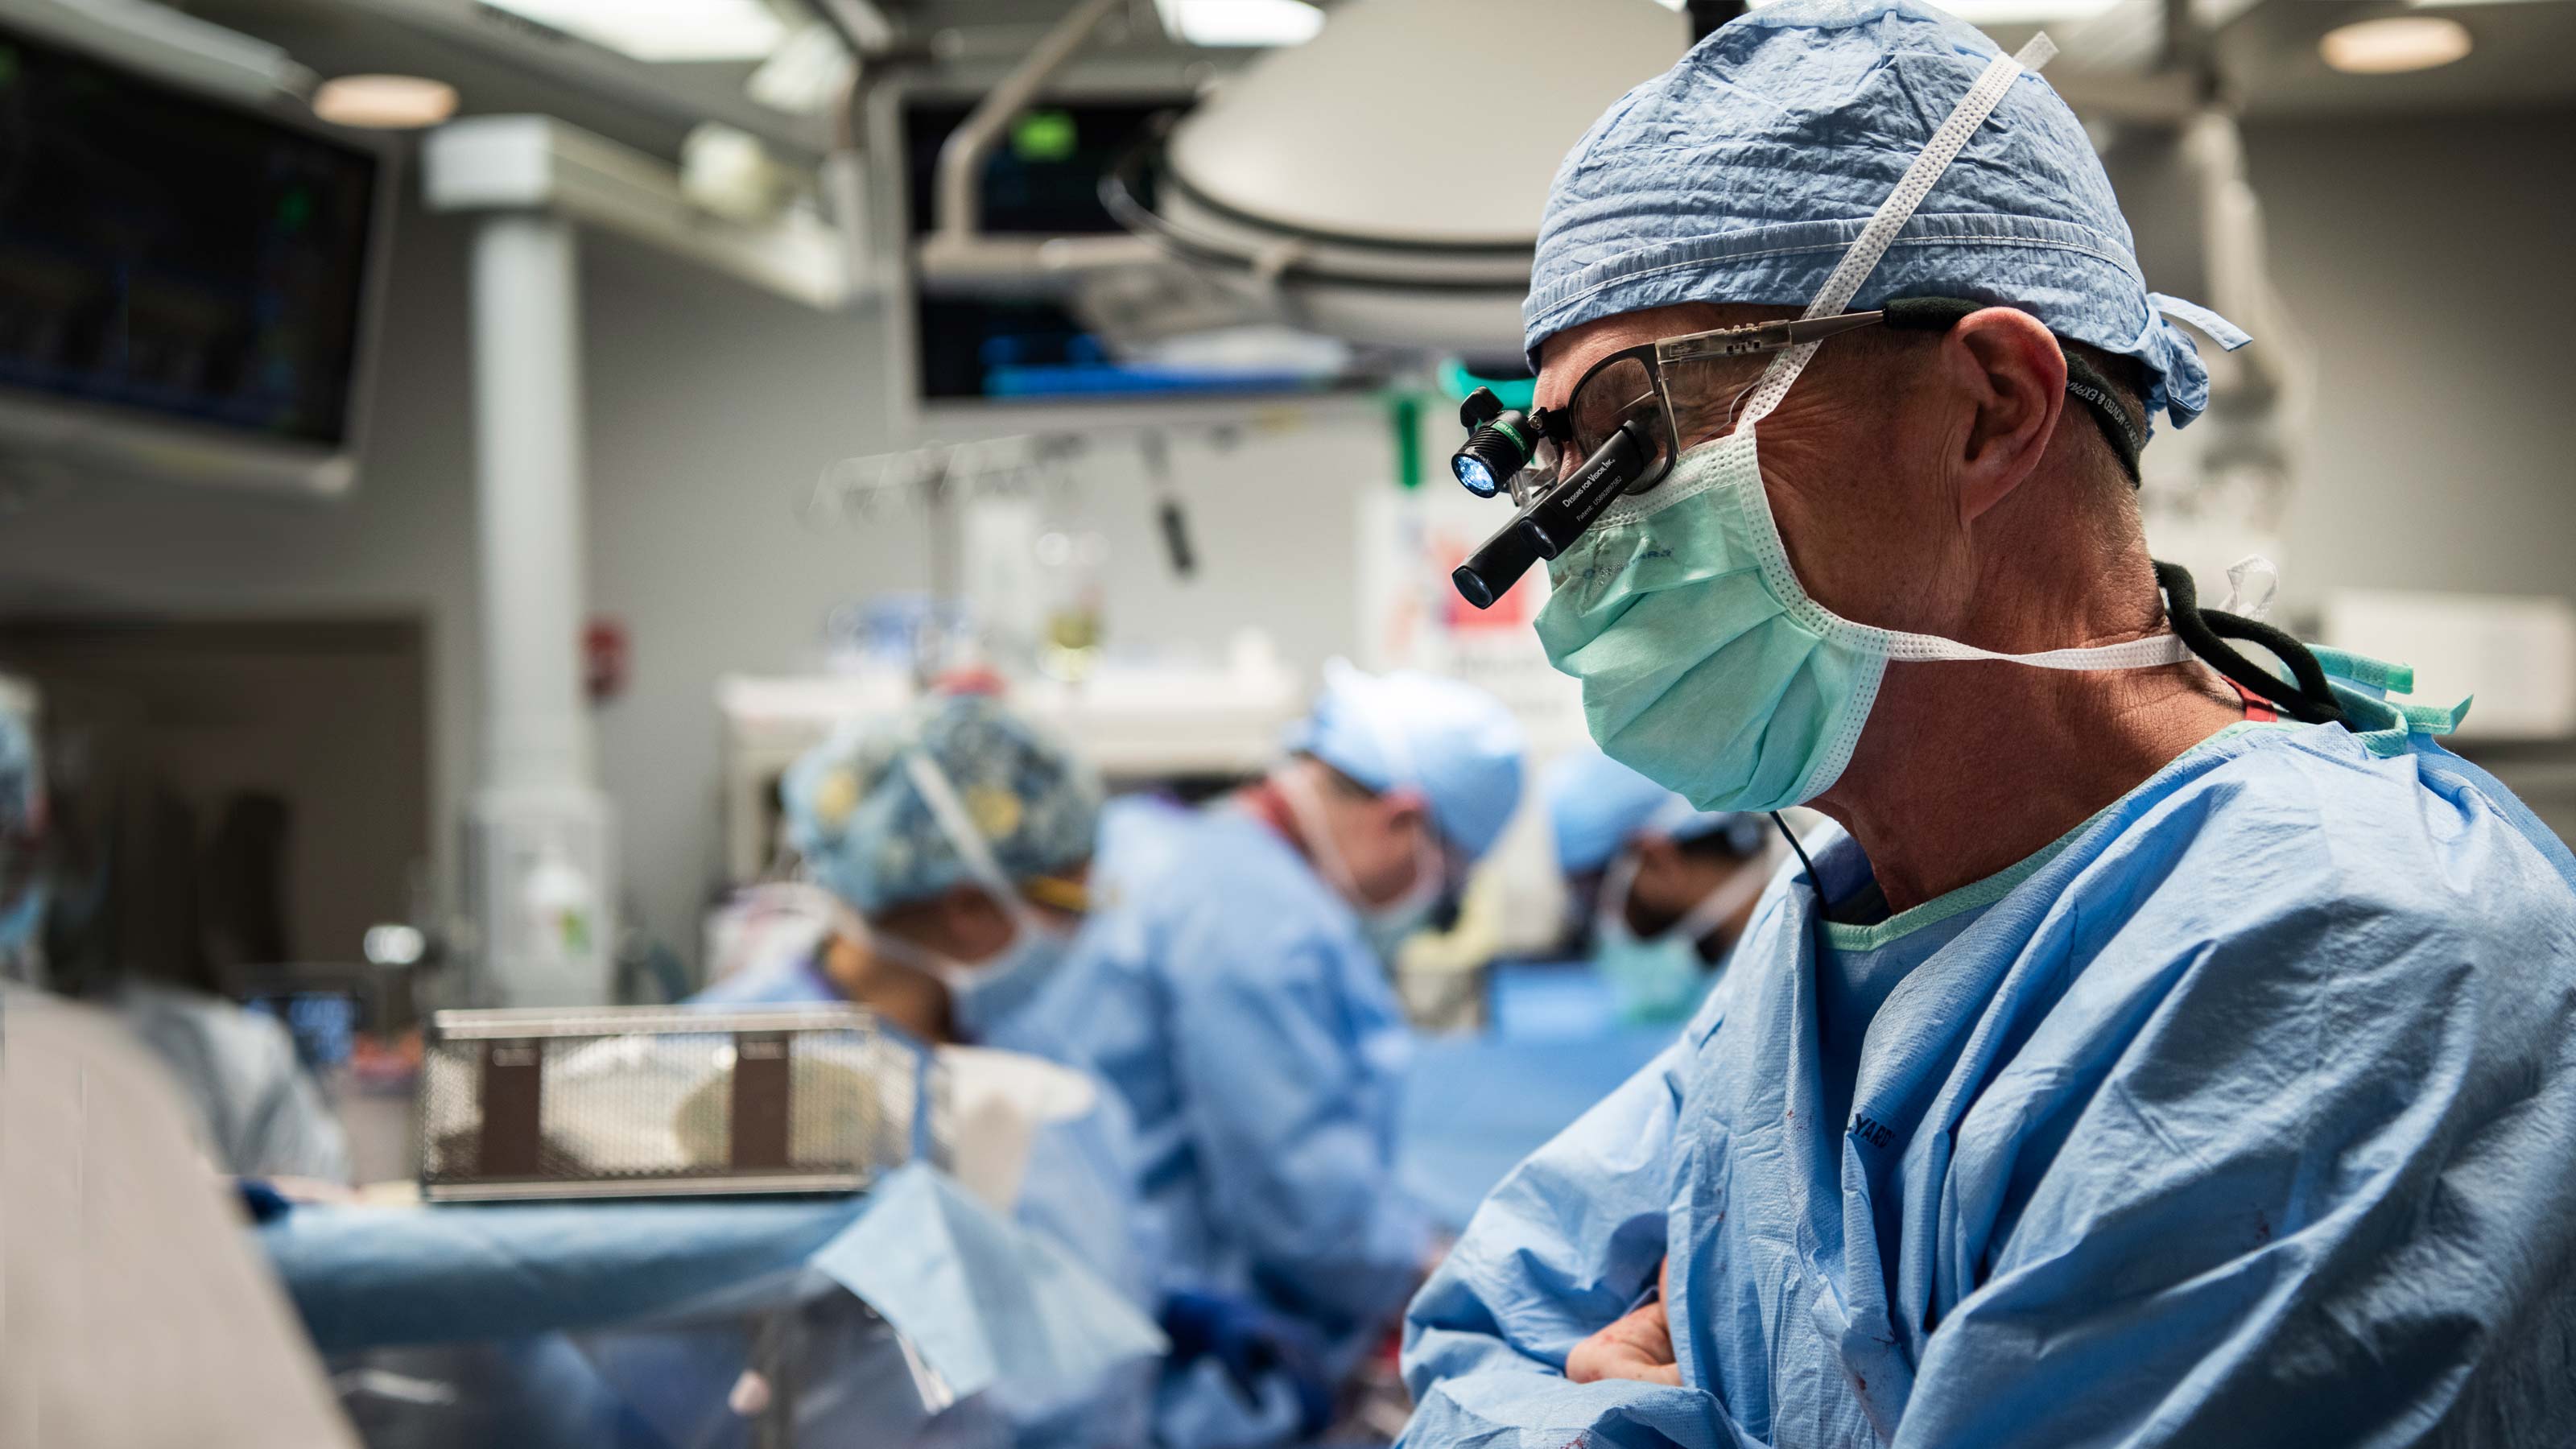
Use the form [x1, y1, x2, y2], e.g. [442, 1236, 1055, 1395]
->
[1883, 295, 2144, 485]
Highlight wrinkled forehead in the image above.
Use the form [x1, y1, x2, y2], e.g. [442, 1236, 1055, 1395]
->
[1532, 302, 1804, 411]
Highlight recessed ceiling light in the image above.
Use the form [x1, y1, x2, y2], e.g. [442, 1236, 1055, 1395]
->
[1154, 0, 1324, 47]
[2321, 15, 2472, 74]
[312, 74, 459, 129]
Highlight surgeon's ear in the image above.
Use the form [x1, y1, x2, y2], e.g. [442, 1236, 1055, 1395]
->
[1944, 307, 2068, 525]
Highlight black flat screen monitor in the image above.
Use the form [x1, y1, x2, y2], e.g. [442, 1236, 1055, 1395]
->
[904, 96, 1373, 407]
[0, 25, 382, 448]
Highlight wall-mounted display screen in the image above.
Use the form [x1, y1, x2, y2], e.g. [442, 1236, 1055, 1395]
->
[0, 25, 382, 446]
[904, 97, 1375, 406]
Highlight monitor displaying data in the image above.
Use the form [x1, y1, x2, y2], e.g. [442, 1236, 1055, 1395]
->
[0, 26, 382, 446]
[903, 97, 1374, 406]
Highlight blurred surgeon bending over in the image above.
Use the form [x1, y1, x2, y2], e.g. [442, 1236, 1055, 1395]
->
[696, 689, 1151, 1447]
[1402, 4, 2576, 1447]
[1544, 749, 1776, 1025]
[1038, 664, 1524, 1449]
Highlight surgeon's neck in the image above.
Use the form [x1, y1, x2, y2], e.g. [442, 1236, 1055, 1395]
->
[1811, 612, 2244, 916]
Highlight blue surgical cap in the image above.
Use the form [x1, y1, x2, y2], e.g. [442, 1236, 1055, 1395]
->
[1545, 749, 1761, 877]
[784, 692, 1103, 917]
[1287, 662, 1527, 861]
[1525, 0, 2246, 430]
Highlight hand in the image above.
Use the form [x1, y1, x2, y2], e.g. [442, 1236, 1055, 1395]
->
[1565, 1298, 1680, 1387]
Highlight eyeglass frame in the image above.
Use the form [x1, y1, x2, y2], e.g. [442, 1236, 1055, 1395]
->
[1514, 297, 2145, 507]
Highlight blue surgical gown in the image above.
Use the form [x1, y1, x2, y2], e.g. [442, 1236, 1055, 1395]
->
[1402, 720, 2576, 1447]
[680, 943, 1155, 1448]
[1034, 803, 1430, 1448]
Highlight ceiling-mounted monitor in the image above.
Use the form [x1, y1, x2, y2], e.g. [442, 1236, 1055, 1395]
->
[0, 20, 391, 494]
[902, 95, 1383, 408]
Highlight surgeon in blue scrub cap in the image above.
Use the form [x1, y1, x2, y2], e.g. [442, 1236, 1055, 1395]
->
[1544, 750, 1773, 1024]
[1033, 663, 1524, 1449]
[1402, 4, 2576, 1447]
[692, 690, 1152, 1448]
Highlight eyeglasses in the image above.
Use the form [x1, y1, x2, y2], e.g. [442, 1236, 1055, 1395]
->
[1447, 297, 2146, 609]
[1455, 311, 1890, 508]
[1498, 298, 2146, 500]
[1564, 311, 1898, 485]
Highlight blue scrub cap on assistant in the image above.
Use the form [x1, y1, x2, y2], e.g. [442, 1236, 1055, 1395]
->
[783, 691, 1103, 917]
[1286, 661, 1528, 861]
[1544, 748, 1761, 877]
[1525, 0, 2247, 430]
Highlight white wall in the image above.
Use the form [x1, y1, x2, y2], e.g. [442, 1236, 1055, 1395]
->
[2249, 109, 2576, 607]
[574, 234, 1395, 955]
[2, 108, 2569, 972]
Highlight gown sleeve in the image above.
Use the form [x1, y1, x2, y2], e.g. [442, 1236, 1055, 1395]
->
[1400, 1036, 1729, 1449]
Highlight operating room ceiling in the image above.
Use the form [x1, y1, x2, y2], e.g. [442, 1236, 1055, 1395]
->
[151, 0, 2576, 171]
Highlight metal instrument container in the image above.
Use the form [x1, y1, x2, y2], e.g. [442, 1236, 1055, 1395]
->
[418, 1005, 927, 1203]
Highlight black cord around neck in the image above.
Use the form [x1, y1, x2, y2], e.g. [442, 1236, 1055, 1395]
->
[1771, 811, 1835, 963]
[2153, 560, 2347, 727]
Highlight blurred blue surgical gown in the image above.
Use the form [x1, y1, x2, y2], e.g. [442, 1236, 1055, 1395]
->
[1034, 802, 1430, 1449]
[683, 941, 1154, 1449]
[1402, 721, 2576, 1448]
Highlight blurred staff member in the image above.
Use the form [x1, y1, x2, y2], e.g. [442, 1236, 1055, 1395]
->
[1545, 749, 1779, 1025]
[0, 688, 348, 1184]
[692, 689, 1151, 1447]
[1042, 663, 1525, 1449]
[0, 685, 42, 982]
[105, 977, 351, 1185]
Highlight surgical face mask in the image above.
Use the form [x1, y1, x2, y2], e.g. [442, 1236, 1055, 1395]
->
[1534, 35, 2192, 814]
[1274, 767, 1447, 964]
[873, 918, 1075, 1042]
[1591, 844, 1774, 1022]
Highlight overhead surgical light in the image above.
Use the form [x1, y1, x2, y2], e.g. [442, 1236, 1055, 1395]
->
[312, 73, 458, 129]
[481, 0, 788, 63]
[1107, 0, 1687, 357]
[1153, 0, 1325, 47]
[2320, 15, 2472, 74]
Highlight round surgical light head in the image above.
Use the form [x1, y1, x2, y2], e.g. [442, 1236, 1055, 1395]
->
[1155, 0, 1323, 47]
[2320, 16, 2471, 75]
[1453, 455, 1498, 498]
[312, 74, 459, 130]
